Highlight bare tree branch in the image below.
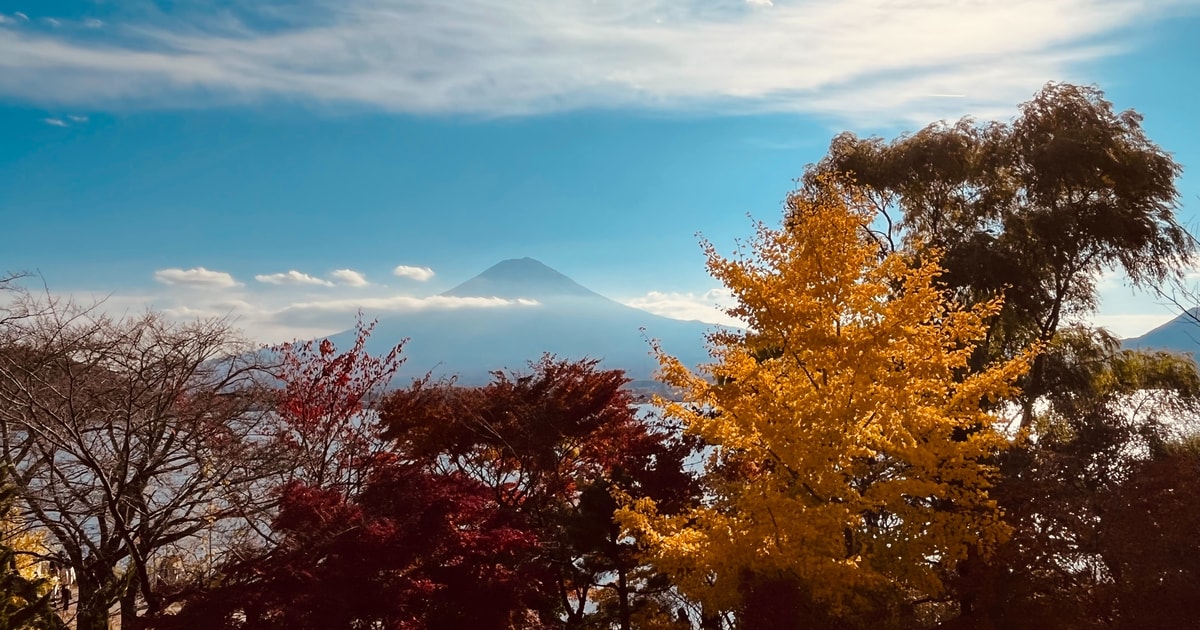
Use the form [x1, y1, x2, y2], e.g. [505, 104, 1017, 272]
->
[0, 299, 282, 630]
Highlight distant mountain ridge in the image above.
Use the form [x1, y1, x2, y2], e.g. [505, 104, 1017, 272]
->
[325, 258, 719, 386]
[1123, 308, 1200, 358]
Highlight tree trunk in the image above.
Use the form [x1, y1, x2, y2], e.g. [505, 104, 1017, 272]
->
[74, 579, 110, 630]
[616, 566, 632, 630]
[120, 585, 140, 630]
[740, 574, 805, 630]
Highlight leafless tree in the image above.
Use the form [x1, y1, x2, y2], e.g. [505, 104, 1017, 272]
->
[0, 298, 281, 630]
[0, 271, 43, 328]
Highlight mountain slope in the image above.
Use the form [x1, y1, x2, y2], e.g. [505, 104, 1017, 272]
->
[440, 257, 604, 300]
[325, 258, 719, 385]
[1123, 308, 1200, 359]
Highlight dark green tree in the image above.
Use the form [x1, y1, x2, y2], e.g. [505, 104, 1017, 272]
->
[946, 333, 1200, 629]
[803, 82, 1193, 427]
[801, 83, 1200, 628]
[1097, 437, 1200, 629]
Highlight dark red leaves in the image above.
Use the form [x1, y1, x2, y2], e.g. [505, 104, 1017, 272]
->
[164, 462, 544, 630]
[269, 315, 405, 490]
[161, 352, 694, 630]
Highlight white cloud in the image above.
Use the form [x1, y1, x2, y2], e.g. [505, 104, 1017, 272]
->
[745, 0, 773, 6]
[13, 12, 29, 22]
[1083, 313, 1177, 339]
[154, 267, 241, 289]
[262, 294, 537, 341]
[330, 268, 369, 287]
[59, 272, 540, 344]
[0, 15, 10, 25]
[160, 305, 227, 319]
[1180, 256, 1200, 282]
[392, 265, 435, 282]
[248, 293, 539, 341]
[43, 114, 89, 126]
[0, 0, 1192, 122]
[42, 17, 60, 27]
[624, 288, 746, 328]
[279, 294, 536, 316]
[258, 294, 539, 334]
[254, 270, 335, 287]
[83, 18, 104, 29]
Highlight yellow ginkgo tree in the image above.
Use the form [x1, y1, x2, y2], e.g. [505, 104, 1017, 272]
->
[618, 180, 1035, 627]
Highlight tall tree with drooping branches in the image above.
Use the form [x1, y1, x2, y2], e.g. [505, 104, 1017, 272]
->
[803, 82, 1193, 428]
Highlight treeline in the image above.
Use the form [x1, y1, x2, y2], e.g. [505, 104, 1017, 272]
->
[2, 82, 1200, 630]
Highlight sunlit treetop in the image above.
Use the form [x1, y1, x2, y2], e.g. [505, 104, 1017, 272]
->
[619, 178, 1035, 620]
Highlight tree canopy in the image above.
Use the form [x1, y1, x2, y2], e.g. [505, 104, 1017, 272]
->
[619, 178, 1034, 628]
[802, 82, 1195, 426]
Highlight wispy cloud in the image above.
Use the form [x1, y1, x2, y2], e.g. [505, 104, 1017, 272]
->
[1083, 313, 1175, 339]
[624, 288, 745, 328]
[114, 287, 535, 343]
[50, 268, 1177, 346]
[255, 268, 372, 287]
[154, 267, 241, 289]
[42, 114, 88, 127]
[330, 269, 369, 287]
[0, 0, 1193, 122]
[60, 264, 542, 343]
[257, 294, 539, 334]
[278, 295, 536, 316]
[1078, 268, 1181, 338]
[255, 270, 335, 287]
[393, 265, 435, 282]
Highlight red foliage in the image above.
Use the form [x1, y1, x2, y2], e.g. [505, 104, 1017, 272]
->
[159, 458, 546, 630]
[156, 354, 696, 630]
[379, 356, 700, 627]
[270, 315, 405, 491]
[382, 355, 659, 505]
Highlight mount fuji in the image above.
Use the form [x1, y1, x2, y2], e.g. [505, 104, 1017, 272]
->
[324, 258, 722, 386]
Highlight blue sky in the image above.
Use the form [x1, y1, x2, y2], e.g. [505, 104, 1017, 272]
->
[2, 0, 1199, 343]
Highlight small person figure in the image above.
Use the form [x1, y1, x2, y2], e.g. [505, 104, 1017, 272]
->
[60, 583, 71, 611]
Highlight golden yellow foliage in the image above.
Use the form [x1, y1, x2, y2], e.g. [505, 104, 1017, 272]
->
[1, 507, 51, 582]
[618, 180, 1034, 617]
